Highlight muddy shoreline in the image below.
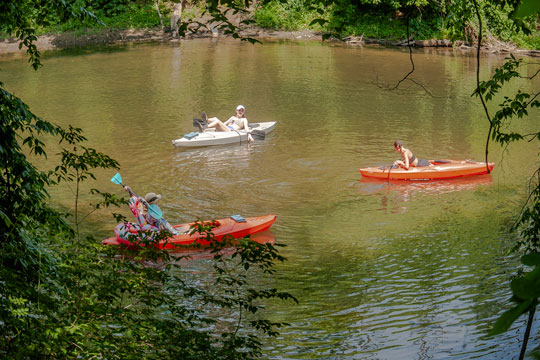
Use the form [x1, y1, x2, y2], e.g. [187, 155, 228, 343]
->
[1, 27, 539, 57]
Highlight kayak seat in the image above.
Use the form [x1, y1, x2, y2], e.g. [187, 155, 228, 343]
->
[173, 224, 191, 234]
[432, 159, 451, 164]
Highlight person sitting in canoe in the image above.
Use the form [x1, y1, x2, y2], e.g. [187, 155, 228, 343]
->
[393, 140, 431, 170]
[199, 105, 254, 143]
[123, 186, 178, 236]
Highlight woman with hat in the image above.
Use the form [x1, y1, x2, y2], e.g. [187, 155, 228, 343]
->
[143, 192, 178, 236]
[201, 105, 254, 142]
[123, 186, 178, 236]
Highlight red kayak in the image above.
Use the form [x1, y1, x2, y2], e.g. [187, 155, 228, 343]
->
[360, 159, 494, 180]
[102, 214, 277, 250]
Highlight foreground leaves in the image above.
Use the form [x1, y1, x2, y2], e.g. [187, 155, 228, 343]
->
[489, 254, 540, 336]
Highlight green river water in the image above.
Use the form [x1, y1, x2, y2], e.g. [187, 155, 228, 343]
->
[1, 38, 540, 359]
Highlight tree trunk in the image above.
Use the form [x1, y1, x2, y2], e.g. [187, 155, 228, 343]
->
[154, 0, 164, 29]
[519, 307, 536, 360]
[170, 2, 183, 38]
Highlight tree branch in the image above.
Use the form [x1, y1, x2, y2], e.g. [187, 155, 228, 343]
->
[380, 12, 435, 97]
[472, 0, 493, 173]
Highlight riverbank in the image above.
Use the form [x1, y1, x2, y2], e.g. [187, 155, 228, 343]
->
[0, 27, 316, 54]
[2, 25, 540, 58]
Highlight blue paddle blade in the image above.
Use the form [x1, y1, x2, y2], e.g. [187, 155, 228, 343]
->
[148, 204, 163, 220]
[111, 173, 123, 185]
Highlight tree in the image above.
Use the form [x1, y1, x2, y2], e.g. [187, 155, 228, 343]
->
[469, 0, 540, 359]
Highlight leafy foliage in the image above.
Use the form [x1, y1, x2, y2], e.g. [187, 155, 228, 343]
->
[489, 254, 540, 336]
[474, 54, 540, 146]
[92, 2, 162, 30]
[468, 2, 540, 358]
[0, 0, 99, 69]
[311, 0, 440, 39]
[0, 220, 295, 359]
[53, 124, 120, 239]
[0, 82, 70, 358]
[254, 0, 328, 31]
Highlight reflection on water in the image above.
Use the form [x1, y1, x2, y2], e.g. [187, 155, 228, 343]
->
[169, 230, 276, 260]
[173, 142, 255, 170]
[1, 39, 539, 359]
[358, 175, 493, 213]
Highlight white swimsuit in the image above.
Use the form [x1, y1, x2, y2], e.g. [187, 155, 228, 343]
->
[227, 116, 246, 130]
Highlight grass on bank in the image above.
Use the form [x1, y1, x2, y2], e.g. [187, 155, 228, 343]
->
[252, 0, 540, 49]
[253, 0, 443, 40]
[36, 2, 201, 36]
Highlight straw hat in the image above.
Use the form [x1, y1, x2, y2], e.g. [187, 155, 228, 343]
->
[144, 192, 161, 204]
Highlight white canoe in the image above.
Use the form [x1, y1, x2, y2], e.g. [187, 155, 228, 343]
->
[172, 121, 277, 147]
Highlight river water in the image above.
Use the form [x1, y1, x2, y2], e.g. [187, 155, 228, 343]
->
[2, 38, 540, 359]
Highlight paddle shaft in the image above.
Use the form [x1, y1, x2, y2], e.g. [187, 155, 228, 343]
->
[111, 173, 163, 221]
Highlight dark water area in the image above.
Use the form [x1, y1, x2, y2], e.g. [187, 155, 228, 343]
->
[2, 38, 540, 359]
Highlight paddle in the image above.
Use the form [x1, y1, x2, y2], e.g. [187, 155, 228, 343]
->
[111, 172, 163, 221]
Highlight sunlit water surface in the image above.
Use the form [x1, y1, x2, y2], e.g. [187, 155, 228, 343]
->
[2, 38, 540, 359]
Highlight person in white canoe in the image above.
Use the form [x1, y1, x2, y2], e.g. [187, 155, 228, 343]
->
[200, 105, 254, 143]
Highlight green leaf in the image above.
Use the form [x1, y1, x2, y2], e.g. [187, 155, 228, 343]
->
[310, 18, 327, 26]
[513, 0, 540, 19]
[522, 253, 540, 266]
[489, 299, 534, 336]
[511, 267, 540, 299]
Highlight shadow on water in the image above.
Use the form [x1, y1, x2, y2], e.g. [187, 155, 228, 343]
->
[168, 229, 276, 260]
[41, 43, 134, 59]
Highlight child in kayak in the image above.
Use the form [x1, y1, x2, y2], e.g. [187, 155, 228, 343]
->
[124, 186, 178, 236]
[393, 140, 431, 170]
[199, 105, 254, 143]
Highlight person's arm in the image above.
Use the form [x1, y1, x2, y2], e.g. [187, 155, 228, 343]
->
[127, 196, 147, 227]
[243, 118, 254, 142]
[393, 151, 410, 170]
[124, 185, 142, 220]
[224, 117, 234, 126]
[402, 152, 410, 170]
[123, 186, 158, 231]
[124, 185, 134, 197]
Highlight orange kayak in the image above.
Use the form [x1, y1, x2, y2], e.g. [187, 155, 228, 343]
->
[360, 160, 494, 180]
[102, 214, 277, 250]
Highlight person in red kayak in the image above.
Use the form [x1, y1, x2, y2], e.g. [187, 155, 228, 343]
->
[199, 105, 254, 143]
[393, 140, 431, 170]
[124, 186, 178, 236]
